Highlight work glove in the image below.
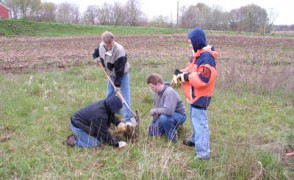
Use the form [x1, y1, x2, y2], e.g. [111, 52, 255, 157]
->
[127, 117, 138, 127]
[171, 75, 181, 89]
[174, 69, 189, 83]
[177, 72, 189, 82]
[171, 69, 186, 89]
[126, 121, 134, 127]
[117, 122, 126, 132]
[93, 58, 100, 64]
[118, 141, 127, 148]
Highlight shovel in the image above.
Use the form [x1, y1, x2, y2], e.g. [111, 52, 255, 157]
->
[97, 62, 139, 127]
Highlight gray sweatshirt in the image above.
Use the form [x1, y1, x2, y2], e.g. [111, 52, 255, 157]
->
[153, 85, 186, 116]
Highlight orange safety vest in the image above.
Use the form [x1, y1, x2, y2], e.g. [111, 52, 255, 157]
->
[181, 48, 218, 104]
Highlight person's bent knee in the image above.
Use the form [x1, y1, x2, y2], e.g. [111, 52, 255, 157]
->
[158, 115, 170, 125]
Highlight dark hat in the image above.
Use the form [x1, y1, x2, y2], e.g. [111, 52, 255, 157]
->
[105, 95, 122, 113]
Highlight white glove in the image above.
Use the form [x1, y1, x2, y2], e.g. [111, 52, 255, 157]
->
[117, 122, 126, 132]
[118, 141, 127, 148]
[93, 58, 100, 64]
[128, 117, 138, 127]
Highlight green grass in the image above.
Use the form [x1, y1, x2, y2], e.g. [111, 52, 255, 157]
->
[1, 19, 293, 37]
[0, 19, 189, 37]
[0, 21, 293, 179]
[0, 64, 293, 179]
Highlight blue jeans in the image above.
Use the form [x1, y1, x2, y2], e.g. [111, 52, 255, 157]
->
[190, 106, 210, 159]
[149, 112, 186, 142]
[70, 122, 102, 148]
[106, 72, 131, 122]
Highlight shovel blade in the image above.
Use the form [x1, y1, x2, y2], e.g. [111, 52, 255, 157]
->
[127, 111, 139, 127]
[124, 111, 139, 142]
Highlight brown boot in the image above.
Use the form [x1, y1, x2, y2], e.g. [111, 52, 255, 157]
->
[63, 134, 76, 147]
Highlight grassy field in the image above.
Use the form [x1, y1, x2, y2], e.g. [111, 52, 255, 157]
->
[0, 19, 189, 37]
[0, 20, 293, 179]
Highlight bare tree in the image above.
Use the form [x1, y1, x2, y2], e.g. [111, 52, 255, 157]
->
[26, 0, 41, 21]
[180, 5, 197, 28]
[229, 9, 241, 31]
[232, 4, 268, 32]
[125, 0, 143, 26]
[112, 2, 127, 26]
[196, 3, 211, 28]
[266, 8, 278, 33]
[209, 5, 229, 31]
[97, 2, 112, 25]
[56, 2, 80, 24]
[4, 0, 19, 18]
[149, 15, 170, 27]
[247, 5, 267, 32]
[38, 2, 56, 22]
[19, 0, 40, 19]
[82, 5, 99, 25]
[180, 3, 211, 29]
[4, 0, 41, 19]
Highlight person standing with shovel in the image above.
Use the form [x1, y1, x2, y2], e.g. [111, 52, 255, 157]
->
[92, 31, 132, 124]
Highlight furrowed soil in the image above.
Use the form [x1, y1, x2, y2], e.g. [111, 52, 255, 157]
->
[0, 34, 293, 91]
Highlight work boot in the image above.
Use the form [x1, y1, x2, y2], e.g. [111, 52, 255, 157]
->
[63, 134, 76, 147]
[196, 157, 210, 160]
[195, 155, 210, 160]
[182, 139, 195, 147]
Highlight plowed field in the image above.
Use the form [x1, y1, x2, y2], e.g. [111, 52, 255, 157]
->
[1, 34, 294, 93]
[0, 34, 293, 71]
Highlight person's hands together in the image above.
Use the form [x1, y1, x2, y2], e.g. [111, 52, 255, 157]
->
[171, 69, 188, 88]
[176, 72, 188, 83]
[171, 74, 181, 89]
[174, 69, 189, 83]
[118, 141, 127, 148]
[149, 109, 157, 116]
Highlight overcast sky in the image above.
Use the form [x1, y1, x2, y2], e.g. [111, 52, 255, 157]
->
[43, 0, 293, 25]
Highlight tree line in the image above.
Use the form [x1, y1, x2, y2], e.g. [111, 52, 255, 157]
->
[1, 0, 293, 33]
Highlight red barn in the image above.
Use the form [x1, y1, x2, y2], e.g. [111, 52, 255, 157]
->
[0, 3, 10, 19]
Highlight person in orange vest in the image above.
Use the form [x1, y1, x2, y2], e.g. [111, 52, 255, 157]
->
[171, 27, 218, 160]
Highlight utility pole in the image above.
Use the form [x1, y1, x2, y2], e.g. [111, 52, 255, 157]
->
[176, 1, 179, 32]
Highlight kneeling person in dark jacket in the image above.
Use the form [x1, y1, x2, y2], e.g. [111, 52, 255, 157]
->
[65, 95, 127, 148]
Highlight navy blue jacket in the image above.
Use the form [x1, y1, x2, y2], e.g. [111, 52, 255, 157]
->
[70, 100, 121, 147]
[188, 28, 217, 109]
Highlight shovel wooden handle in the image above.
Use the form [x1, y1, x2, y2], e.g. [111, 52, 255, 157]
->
[97, 62, 137, 118]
